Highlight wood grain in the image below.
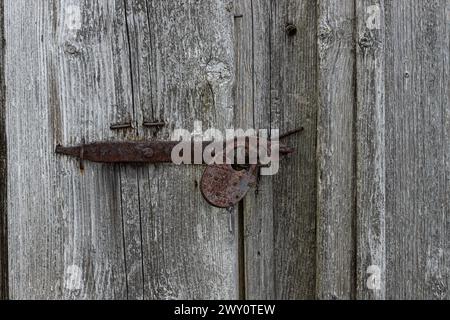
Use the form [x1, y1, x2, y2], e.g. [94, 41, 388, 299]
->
[316, 0, 356, 300]
[236, 0, 317, 299]
[384, 0, 449, 300]
[355, 0, 386, 299]
[355, 0, 386, 300]
[5, 0, 136, 299]
[234, 0, 275, 299]
[270, 0, 317, 300]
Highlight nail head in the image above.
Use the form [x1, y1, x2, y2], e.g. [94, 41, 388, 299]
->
[285, 24, 298, 36]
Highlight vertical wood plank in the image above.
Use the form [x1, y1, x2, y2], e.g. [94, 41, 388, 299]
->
[6, 0, 134, 299]
[239, 0, 318, 299]
[384, 0, 450, 299]
[0, 0, 7, 300]
[316, 0, 356, 300]
[234, 0, 275, 299]
[6, 0, 65, 299]
[125, 0, 239, 299]
[270, 0, 318, 300]
[355, 0, 386, 300]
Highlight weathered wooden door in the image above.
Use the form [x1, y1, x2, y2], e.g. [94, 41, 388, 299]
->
[1, 0, 449, 300]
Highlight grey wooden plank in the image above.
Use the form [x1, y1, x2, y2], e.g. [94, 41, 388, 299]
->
[234, 0, 275, 299]
[237, 0, 318, 300]
[5, 0, 134, 299]
[235, 0, 318, 300]
[355, 0, 386, 300]
[269, 0, 317, 299]
[125, 0, 239, 299]
[233, 0, 255, 300]
[316, 0, 356, 300]
[384, 0, 450, 300]
[0, 0, 7, 300]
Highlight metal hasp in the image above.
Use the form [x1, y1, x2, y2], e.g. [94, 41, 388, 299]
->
[55, 140, 295, 164]
[56, 141, 181, 164]
[56, 136, 298, 208]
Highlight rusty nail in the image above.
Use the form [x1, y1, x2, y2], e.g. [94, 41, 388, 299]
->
[285, 24, 298, 36]
[143, 121, 166, 128]
[279, 127, 304, 140]
[110, 122, 133, 130]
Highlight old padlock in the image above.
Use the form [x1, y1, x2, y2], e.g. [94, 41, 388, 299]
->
[201, 163, 258, 209]
[200, 141, 260, 208]
[56, 129, 301, 209]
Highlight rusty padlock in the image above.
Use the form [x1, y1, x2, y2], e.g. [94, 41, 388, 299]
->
[199, 134, 298, 208]
[56, 128, 302, 209]
[200, 163, 258, 209]
[200, 140, 261, 209]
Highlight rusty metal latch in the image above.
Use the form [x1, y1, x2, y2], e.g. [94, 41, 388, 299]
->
[56, 129, 302, 208]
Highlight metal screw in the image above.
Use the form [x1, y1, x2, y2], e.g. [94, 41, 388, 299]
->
[143, 148, 154, 158]
[285, 24, 298, 36]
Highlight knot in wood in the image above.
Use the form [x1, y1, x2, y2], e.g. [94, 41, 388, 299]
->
[358, 33, 376, 50]
[64, 42, 80, 55]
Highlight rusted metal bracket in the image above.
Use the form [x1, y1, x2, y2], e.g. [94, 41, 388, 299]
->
[55, 140, 295, 165]
[57, 141, 184, 164]
[56, 129, 302, 208]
